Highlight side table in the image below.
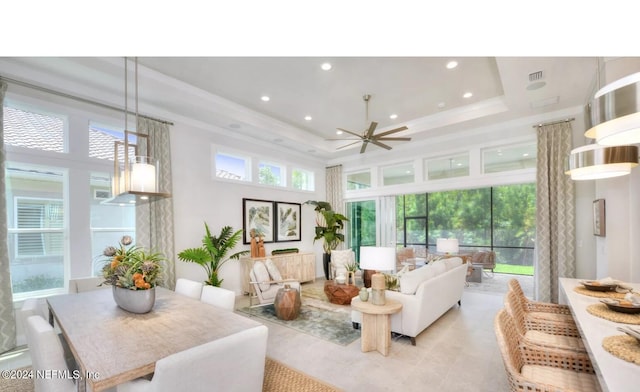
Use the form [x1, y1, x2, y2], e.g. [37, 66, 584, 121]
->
[274, 285, 301, 320]
[324, 281, 360, 305]
[467, 264, 483, 283]
[351, 298, 402, 356]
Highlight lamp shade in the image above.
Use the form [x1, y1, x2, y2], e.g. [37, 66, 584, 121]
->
[359, 246, 395, 271]
[565, 144, 638, 180]
[436, 238, 459, 254]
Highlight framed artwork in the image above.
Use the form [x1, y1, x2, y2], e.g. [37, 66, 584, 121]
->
[593, 199, 606, 237]
[242, 198, 274, 244]
[276, 202, 301, 242]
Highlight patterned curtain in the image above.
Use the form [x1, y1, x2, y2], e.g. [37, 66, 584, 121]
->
[535, 121, 576, 303]
[0, 80, 17, 353]
[326, 165, 343, 249]
[135, 117, 176, 289]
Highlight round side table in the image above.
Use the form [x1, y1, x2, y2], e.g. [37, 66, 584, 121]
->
[351, 298, 402, 356]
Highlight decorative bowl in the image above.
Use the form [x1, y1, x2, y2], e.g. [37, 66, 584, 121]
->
[617, 326, 640, 342]
[601, 299, 640, 314]
[581, 280, 618, 292]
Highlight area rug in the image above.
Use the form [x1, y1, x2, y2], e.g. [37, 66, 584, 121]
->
[1, 359, 342, 392]
[237, 289, 360, 346]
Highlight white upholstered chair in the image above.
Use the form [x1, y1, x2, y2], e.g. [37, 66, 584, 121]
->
[68, 276, 109, 293]
[117, 325, 269, 392]
[248, 260, 300, 307]
[200, 285, 236, 311]
[329, 249, 355, 280]
[175, 278, 204, 300]
[25, 315, 76, 392]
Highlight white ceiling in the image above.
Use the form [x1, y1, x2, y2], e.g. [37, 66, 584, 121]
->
[0, 56, 603, 161]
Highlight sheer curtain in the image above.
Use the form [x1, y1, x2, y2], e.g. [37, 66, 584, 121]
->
[535, 121, 576, 303]
[0, 80, 17, 353]
[135, 117, 176, 289]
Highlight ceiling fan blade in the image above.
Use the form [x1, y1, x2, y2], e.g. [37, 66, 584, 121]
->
[336, 128, 364, 138]
[365, 122, 378, 139]
[374, 126, 409, 138]
[325, 138, 361, 141]
[336, 141, 362, 150]
[377, 137, 412, 141]
[360, 141, 369, 154]
[371, 140, 392, 150]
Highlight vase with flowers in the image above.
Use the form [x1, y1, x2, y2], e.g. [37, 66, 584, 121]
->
[101, 235, 164, 313]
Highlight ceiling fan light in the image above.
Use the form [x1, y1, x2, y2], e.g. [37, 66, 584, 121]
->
[565, 144, 638, 181]
[446, 61, 458, 69]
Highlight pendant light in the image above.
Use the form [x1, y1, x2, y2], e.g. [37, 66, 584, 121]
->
[565, 144, 638, 180]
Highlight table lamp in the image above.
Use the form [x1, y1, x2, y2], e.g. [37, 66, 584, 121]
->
[359, 246, 395, 305]
[436, 238, 459, 254]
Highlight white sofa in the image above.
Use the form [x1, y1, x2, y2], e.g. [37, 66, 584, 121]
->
[351, 257, 468, 345]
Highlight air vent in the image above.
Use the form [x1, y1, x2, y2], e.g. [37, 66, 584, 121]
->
[94, 189, 111, 200]
[529, 70, 544, 82]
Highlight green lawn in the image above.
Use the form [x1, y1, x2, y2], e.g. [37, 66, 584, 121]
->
[494, 263, 534, 276]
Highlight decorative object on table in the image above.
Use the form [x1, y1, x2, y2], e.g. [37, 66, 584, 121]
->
[436, 238, 459, 254]
[100, 235, 164, 313]
[384, 273, 399, 291]
[250, 229, 259, 257]
[573, 285, 626, 299]
[586, 303, 640, 324]
[275, 201, 302, 242]
[359, 287, 369, 302]
[177, 222, 248, 287]
[243, 198, 275, 243]
[581, 279, 618, 292]
[323, 281, 360, 305]
[271, 248, 299, 255]
[600, 299, 640, 314]
[593, 199, 606, 236]
[274, 284, 301, 320]
[359, 246, 396, 305]
[335, 272, 347, 284]
[304, 200, 348, 280]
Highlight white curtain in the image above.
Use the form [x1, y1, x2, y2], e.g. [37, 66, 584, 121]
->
[0, 80, 17, 353]
[535, 121, 576, 303]
[135, 117, 176, 289]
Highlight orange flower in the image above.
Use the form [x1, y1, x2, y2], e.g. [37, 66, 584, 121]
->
[110, 259, 120, 269]
[132, 273, 143, 281]
[135, 278, 147, 289]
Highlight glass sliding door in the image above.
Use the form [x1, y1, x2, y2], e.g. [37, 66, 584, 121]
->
[346, 200, 376, 264]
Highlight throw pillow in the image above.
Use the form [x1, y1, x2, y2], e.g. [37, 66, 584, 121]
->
[443, 257, 463, 270]
[265, 258, 283, 281]
[430, 259, 447, 276]
[399, 264, 436, 294]
[252, 261, 272, 292]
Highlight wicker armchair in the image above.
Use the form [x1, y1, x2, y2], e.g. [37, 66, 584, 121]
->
[507, 279, 576, 325]
[504, 290, 586, 353]
[494, 309, 600, 392]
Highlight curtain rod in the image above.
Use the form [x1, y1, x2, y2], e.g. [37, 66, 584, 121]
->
[0, 75, 174, 126]
[532, 117, 575, 128]
[326, 164, 342, 169]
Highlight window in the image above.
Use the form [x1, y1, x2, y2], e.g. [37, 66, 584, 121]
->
[89, 123, 135, 161]
[215, 151, 251, 181]
[3, 105, 66, 153]
[425, 153, 470, 180]
[346, 200, 377, 262]
[292, 168, 315, 191]
[382, 163, 414, 186]
[346, 171, 371, 190]
[483, 144, 536, 174]
[6, 164, 65, 294]
[258, 161, 285, 187]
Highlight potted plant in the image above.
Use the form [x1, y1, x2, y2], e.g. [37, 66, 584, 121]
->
[304, 200, 348, 280]
[177, 223, 249, 287]
[101, 235, 164, 313]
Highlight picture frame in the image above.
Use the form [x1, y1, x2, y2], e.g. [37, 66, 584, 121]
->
[593, 199, 606, 237]
[242, 198, 275, 244]
[275, 202, 302, 242]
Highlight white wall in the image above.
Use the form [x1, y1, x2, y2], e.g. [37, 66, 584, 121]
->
[170, 122, 327, 295]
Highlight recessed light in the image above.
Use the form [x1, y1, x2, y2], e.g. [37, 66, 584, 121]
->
[463, 92, 473, 98]
[446, 61, 458, 69]
[523, 153, 529, 157]
[389, 114, 398, 119]
[304, 115, 312, 121]
[336, 130, 343, 135]
[321, 62, 332, 71]
[261, 96, 270, 102]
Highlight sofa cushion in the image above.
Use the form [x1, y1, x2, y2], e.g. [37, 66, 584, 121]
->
[430, 259, 447, 276]
[252, 261, 272, 292]
[443, 257, 463, 270]
[265, 258, 283, 281]
[399, 264, 436, 294]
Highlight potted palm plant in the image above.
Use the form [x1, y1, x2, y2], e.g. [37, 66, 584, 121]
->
[305, 201, 348, 280]
[177, 223, 249, 287]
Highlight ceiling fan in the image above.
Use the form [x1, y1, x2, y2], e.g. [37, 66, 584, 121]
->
[328, 94, 411, 154]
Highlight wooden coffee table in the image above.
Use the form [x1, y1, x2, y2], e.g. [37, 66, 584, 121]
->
[351, 298, 402, 356]
[324, 281, 359, 305]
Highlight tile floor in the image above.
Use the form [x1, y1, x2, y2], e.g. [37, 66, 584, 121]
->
[2, 274, 529, 391]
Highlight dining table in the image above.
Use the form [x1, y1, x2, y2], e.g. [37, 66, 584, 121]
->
[47, 286, 263, 392]
[559, 277, 640, 392]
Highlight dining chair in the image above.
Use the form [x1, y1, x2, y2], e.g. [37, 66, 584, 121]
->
[68, 276, 109, 293]
[200, 285, 236, 311]
[504, 290, 586, 354]
[494, 309, 599, 392]
[507, 278, 575, 324]
[174, 278, 204, 299]
[117, 325, 268, 392]
[25, 315, 77, 392]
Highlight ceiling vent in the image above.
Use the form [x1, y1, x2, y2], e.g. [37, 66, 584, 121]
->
[529, 70, 544, 82]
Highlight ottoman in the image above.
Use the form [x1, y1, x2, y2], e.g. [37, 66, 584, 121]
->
[324, 281, 360, 305]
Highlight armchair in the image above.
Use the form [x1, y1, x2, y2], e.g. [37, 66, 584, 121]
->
[248, 260, 300, 307]
[329, 249, 356, 282]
